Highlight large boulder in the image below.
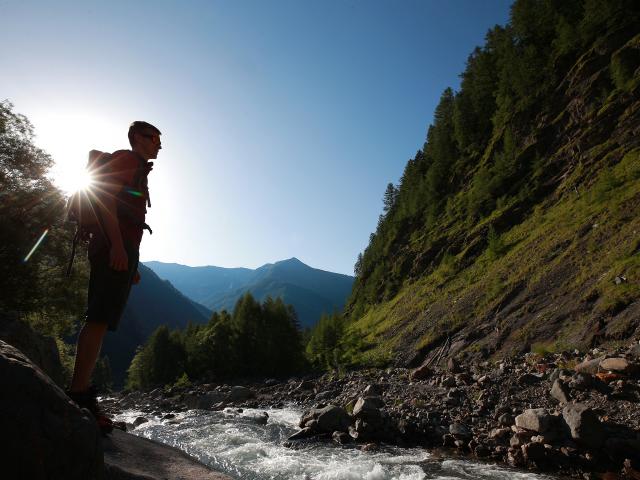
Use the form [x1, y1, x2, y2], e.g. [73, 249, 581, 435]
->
[184, 391, 226, 410]
[0, 340, 103, 479]
[0, 315, 65, 386]
[103, 429, 231, 479]
[600, 357, 637, 374]
[562, 403, 605, 449]
[300, 405, 351, 433]
[227, 386, 255, 403]
[575, 357, 604, 374]
[352, 396, 384, 424]
[515, 408, 553, 433]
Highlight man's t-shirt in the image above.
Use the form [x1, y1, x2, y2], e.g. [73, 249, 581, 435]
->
[89, 150, 150, 256]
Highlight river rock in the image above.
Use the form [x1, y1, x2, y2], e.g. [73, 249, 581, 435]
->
[103, 429, 230, 479]
[185, 391, 226, 409]
[562, 403, 605, 449]
[332, 431, 352, 444]
[515, 408, 552, 433]
[550, 379, 571, 403]
[489, 427, 511, 439]
[288, 427, 316, 440]
[628, 344, 640, 358]
[363, 384, 383, 396]
[575, 357, 604, 374]
[600, 357, 636, 374]
[315, 390, 336, 401]
[352, 396, 384, 424]
[498, 413, 514, 426]
[441, 376, 456, 387]
[134, 416, 149, 427]
[449, 423, 471, 439]
[447, 357, 462, 373]
[1, 340, 103, 479]
[517, 373, 542, 385]
[301, 405, 351, 433]
[410, 364, 432, 381]
[522, 441, 547, 463]
[247, 412, 269, 425]
[569, 372, 593, 390]
[510, 431, 532, 448]
[228, 386, 255, 403]
[295, 380, 315, 391]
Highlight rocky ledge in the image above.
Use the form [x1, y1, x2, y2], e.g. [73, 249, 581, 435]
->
[0, 339, 231, 480]
[107, 341, 640, 479]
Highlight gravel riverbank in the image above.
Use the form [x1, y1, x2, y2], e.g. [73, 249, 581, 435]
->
[103, 341, 640, 479]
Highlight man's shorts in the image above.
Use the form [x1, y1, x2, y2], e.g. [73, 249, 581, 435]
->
[85, 244, 139, 331]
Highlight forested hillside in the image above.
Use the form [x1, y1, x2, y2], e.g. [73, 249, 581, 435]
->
[0, 100, 88, 383]
[341, 0, 640, 367]
[126, 293, 305, 389]
[101, 263, 209, 388]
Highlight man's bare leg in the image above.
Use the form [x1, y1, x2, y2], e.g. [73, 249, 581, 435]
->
[69, 322, 109, 392]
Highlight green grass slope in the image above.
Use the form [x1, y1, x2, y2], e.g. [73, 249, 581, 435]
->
[344, 21, 640, 368]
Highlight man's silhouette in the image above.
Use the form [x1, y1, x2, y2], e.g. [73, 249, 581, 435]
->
[67, 121, 161, 433]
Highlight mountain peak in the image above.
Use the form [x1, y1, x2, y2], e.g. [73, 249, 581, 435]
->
[281, 257, 304, 265]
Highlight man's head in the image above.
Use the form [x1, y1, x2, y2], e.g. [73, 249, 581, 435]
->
[128, 121, 162, 160]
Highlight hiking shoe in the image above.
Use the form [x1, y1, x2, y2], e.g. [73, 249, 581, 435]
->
[66, 386, 115, 435]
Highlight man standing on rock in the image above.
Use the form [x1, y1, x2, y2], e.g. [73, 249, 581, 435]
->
[67, 121, 161, 434]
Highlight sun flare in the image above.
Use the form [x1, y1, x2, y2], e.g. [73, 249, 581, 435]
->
[32, 110, 122, 195]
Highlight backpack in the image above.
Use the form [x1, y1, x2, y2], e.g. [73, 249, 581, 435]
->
[65, 149, 151, 275]
[66, 149, 112, 235]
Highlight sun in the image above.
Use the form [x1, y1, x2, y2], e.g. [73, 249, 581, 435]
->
[53, 165, 95, 193]
[31, 110, 122, 195]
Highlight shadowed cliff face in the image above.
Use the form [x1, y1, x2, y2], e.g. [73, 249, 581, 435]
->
[345, 25, 640, 367]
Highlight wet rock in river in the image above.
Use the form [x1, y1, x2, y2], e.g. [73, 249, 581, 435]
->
[288, 427, 316, 440]
[228, 386, 255, 403]
[332, 431, 352, 444]
[314, 390, 336, 402]
[300, 404, 351, 433]
[184, 391, 226, 410]
[133, 416, 149, 427]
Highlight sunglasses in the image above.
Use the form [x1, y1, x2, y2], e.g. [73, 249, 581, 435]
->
[140, 133, 161, 145]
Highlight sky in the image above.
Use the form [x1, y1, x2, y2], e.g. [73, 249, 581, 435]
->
[0, 0, 512, 275]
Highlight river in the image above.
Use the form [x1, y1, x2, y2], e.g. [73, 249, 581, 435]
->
[114, 407, 558, 480]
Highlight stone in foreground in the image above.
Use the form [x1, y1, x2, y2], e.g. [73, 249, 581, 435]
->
[104, 429, 231, 479]
[0, 340, 103, 480]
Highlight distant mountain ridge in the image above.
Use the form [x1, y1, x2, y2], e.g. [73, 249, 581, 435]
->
[145, 258, 354, 328]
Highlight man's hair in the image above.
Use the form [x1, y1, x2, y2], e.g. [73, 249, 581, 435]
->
[128, 121, 161, 147]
